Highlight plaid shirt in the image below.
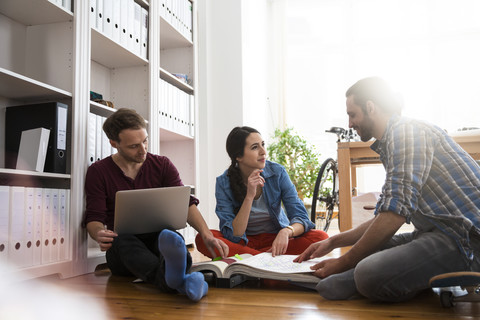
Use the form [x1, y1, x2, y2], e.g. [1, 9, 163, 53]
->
[371, 115, 480, 260]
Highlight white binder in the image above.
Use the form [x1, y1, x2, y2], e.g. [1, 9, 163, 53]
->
[127, 0, 136, 52]
[24, 187, 35, 267]
[95, 114, 103, 162]
[103, 0, 113, 39]
[159, 79, 165, 128]
[101, 116, 111, 159]
[88, 112, 97, 166]
[119, 0, 129, 48]
[41, 188, 52, 264]
[140, 7, 148, 59]
[16, 127, 50, 172]
[167, 82, 173, 130]
[59, 189, 69, 261]
[9, 186, 26, 268]
[62, 0, 72, 12]
[90, 0, 97, 28]
[50, 189, 60, 263]
[160, 0, 166, 19]
[0, 186, 10, 264]
[189, 94, 195, 137]
[33, 188, 44, 266]
[112, 0, 121, 43]
[190, 94, 195, 137]
[96, 0, 104, 33]
[134, 2, 142, 56]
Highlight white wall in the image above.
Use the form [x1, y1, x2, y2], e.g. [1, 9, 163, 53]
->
[196, 0, 278, 227]
[196, 0, 244, 227]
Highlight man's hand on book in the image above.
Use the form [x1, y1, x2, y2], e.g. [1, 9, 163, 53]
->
[294, 239, 332, 263]
[309, 255, 355, 279]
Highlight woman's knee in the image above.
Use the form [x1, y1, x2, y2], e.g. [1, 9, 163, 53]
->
[304, 229, 329, 242]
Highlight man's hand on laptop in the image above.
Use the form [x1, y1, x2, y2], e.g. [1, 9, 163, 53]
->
[96, 228, 118, 251]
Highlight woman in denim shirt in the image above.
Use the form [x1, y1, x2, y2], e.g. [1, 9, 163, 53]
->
[196, 126, 328, 258]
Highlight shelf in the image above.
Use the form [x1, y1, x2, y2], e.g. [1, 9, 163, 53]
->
[160, 15, 193, 50]
[0, 168, 70, 179]
[160, 67, 194, 94]
[91, 28, 148, 69]
[160, 127, 194, 142]
[5, 260, 73, 281]
[90, 101, 116, 117]
[0, 0, 72, 26]
[0, 67, 72, 101]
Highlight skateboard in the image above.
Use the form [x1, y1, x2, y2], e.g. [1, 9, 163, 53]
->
[429, 271, 480, 307]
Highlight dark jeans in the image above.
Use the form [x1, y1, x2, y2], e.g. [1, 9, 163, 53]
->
[106, 231, 192, 293]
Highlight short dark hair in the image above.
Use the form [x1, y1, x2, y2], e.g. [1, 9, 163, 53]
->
[103, 108, 147, 141]
[345, 77, 402, 115]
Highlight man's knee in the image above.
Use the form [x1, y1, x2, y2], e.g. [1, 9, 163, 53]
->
[353, 258, 385, 300]
[354, 258, 416, 302]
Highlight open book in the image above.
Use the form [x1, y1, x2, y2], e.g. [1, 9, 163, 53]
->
[190, 252, 325, 288]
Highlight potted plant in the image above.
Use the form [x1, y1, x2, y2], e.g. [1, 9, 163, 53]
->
[267, 127, 321, 203]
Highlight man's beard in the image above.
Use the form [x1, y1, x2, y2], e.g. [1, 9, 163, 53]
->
[357, 116, 375, 142]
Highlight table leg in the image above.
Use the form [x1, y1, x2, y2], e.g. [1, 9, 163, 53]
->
[337, 143, 353, 231]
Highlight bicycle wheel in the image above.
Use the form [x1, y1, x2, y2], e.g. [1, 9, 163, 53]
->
[310, 158, 339, 232]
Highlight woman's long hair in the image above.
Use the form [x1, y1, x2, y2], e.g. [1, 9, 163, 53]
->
[226, 126, 260, 212]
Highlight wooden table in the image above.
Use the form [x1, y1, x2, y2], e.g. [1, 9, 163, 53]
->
[337, 133, 480, 231]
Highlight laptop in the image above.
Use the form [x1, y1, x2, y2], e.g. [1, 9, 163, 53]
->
[114, 186, 191, 235]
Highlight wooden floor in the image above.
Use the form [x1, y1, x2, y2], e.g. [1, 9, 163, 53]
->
[13, 222, 479, 320]
[27, 247, 478, 320]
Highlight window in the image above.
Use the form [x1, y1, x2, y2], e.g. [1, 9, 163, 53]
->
[281, 0, 480, 192]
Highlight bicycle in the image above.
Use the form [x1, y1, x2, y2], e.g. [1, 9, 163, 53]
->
[310, 127, 358, 232]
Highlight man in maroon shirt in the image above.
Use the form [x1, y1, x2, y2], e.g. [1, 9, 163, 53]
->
[83, 108, 228, 301]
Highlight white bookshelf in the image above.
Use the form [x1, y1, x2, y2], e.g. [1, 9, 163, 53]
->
[0, 0, 74, 279]
[0, 0, 199, 279]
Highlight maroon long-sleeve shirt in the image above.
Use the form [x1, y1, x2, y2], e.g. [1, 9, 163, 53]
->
[82, 153, 199, 231]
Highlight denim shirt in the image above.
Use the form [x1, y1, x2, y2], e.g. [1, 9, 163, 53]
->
[215, 160, 315, 244]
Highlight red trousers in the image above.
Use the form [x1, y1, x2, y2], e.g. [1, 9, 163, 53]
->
[195, 229, 329, 259]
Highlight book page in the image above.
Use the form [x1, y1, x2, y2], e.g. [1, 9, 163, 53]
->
[190, 253, 253, 277]
[234, 252, 326, 274]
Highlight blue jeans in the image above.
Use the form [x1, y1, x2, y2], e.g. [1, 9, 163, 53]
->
[316, 229, 480, 302]
[106, 231, 192, 293]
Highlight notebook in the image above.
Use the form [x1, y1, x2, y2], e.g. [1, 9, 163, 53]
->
[114, 186, 191, 234]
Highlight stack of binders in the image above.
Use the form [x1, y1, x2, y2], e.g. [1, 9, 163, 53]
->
[87, 112, 116, 167]
[0, 186, 70, 269]
[90, 0, 149, 59]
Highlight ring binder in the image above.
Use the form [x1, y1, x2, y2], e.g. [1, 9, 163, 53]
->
[5, 102, 69, 174]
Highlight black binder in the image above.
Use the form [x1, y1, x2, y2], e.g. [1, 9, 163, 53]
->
[5, 102, 69, 174]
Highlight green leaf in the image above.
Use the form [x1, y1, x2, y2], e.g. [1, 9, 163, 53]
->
[267, 127, 321, 200]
